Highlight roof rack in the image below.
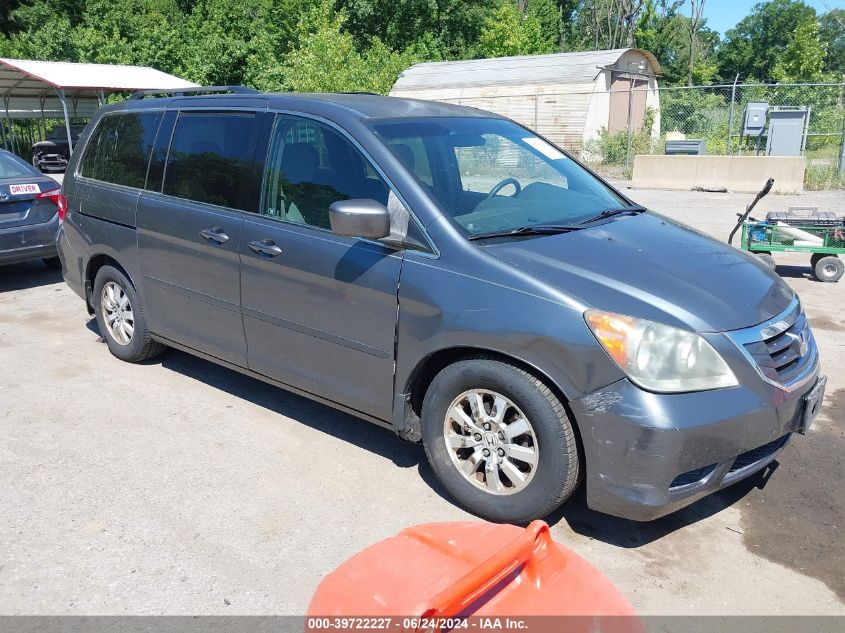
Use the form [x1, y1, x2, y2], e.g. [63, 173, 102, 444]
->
[129, 85, 260, 100]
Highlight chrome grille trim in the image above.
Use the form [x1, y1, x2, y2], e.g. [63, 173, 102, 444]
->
[726, 296, 818, 392]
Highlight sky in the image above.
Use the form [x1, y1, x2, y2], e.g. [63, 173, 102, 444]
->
[685, 0, 843, 35]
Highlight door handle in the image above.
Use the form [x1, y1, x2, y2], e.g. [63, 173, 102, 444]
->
[200, 227, 229, 244]
[248, 239, 283, 258]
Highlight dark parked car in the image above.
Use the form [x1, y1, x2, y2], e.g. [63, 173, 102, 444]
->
[0, 149, 65, 268]
[32, 124, 84, 173]
[57, 90, 825, 522]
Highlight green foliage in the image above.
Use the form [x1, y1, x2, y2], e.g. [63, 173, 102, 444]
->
[0, 0, 842, 114]
[716, 0, 818, 82]
[805, 163, 845, 191]
[475, 2, 555, 58]
[585, 107, 658, 170]
[525, 0, 563, 51]
[334, 0, 492, 59]
[772, 17, 827, 82]
[818, 10, 845, 78]
[279, 0, 416, 94]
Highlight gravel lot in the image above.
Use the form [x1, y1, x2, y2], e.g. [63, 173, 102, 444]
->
[1, 183, 843, 615]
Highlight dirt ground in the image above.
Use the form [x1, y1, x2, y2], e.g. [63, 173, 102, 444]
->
[0, 183, 843, 615]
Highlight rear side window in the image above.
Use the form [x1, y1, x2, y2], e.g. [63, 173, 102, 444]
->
[162, 111, 256, 209]
[0, 151, 40, 179]
[80, 112, 162, 188]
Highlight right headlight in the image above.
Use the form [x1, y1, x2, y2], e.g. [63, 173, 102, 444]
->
[585, 310, 738, 393]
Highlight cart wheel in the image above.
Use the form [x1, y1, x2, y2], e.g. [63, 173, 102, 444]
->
[810, 253, 825, 269]
[814, 256, 844, 283]
[756, 253, 776, 270]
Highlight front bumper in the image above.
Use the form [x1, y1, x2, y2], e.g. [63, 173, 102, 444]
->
[0, 214, 59, 265]
[569, 369, 820, 521]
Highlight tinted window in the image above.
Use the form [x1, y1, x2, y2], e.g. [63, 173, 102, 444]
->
[382, 135, 433, 186]
[145, 110, 177, 193]
[261, 115, 389, 229]
[0, 151, 40, 179]
[163, 112, 256, 209]
[80, 112, 161, 188]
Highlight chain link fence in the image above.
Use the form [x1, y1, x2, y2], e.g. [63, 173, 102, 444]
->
[584, 82, 845, 189]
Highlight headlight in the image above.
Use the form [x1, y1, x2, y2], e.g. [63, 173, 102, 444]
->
[585, 311, 738, 393]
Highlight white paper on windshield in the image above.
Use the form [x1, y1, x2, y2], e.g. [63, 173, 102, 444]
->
[9, 183, 41, 195]
[522, 137, 566, 160]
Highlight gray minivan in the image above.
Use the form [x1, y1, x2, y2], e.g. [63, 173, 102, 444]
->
[57, 88, 825, 523]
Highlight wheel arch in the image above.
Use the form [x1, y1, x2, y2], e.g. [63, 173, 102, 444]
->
[403, 346, 579, 435]
[84, 253, 137, 312]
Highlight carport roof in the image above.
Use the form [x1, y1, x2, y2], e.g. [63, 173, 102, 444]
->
[0, 58, 198, 94]
[0, 58, 198, 119]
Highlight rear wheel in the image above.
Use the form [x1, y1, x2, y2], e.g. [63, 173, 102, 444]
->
[814, 255, 844, 283]
[421, 356, 580, 523]
[93, 265, 165, 362]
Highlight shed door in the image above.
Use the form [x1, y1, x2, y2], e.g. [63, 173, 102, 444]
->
[608, 73, 648, 133]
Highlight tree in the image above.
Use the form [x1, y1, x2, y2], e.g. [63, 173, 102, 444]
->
[280, 0, 415, 94]
[475, 2, 555, 58]
[525, 0, 564, 50]
[335, 0, 492, 60]
[567, 0, 647, 50]
[716, 0, 817, 81]
[685, 0, 704, 85]
[772, 16, 827, 81]
[819, 9, 845, 77]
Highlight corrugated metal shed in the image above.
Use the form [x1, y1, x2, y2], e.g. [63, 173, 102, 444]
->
[391, 49, 661, 154]
[392, 49, 661, 91]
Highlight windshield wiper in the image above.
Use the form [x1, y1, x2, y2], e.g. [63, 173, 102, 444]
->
[579, 204, 647, 225]
[467, 224, 583, 241]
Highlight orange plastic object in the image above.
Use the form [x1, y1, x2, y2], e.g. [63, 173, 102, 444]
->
[307, 520, 637, 620]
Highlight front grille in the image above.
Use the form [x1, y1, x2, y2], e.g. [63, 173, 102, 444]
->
[739, 303, 815, 386]
[670, 463, 716, 488]
[728, 434, 790, 474]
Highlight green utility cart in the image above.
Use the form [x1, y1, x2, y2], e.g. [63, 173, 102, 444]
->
[729, 178, 845, 283]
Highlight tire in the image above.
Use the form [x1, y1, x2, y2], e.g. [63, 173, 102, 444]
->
[755, 252, 776, 270]
[421, 356, 580, 523]
[814, 255, 844, 283]
[42, 257, 61, 270]
[93, 265, 166, 362]
[810, 253, 825, 269]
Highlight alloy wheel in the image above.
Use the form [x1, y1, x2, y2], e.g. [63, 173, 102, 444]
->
[443, 389, 539, 495]
[101, 281, 134, 345]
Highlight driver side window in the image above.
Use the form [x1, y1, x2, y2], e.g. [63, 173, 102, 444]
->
[261, 114, 390, 230]
[453, 134, 568, 195]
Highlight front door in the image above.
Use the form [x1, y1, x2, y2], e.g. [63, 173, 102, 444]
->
[240, 114, 403, 420]
[137, 109, 260, 366]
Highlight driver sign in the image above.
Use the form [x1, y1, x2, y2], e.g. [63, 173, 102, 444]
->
[9, 183, 41, 196]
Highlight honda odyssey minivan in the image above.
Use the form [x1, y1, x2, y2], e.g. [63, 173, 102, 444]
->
[56, 88, 825, 522]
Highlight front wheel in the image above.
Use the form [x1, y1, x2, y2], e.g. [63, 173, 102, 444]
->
[421, 357, 580, 523]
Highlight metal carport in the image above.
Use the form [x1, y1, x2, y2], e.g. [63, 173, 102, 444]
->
[0, 58, 197, 156]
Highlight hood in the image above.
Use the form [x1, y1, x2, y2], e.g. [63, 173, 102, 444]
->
[481, 213, 794, 332]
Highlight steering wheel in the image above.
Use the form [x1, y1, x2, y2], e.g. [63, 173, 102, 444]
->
[485, 177, 521, 199]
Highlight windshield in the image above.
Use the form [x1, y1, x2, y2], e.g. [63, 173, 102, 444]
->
[0, 152, 40, 179]
[371, 117, 629, 237]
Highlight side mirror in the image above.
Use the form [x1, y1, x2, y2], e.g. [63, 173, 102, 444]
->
[329, 199, 391, 240]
